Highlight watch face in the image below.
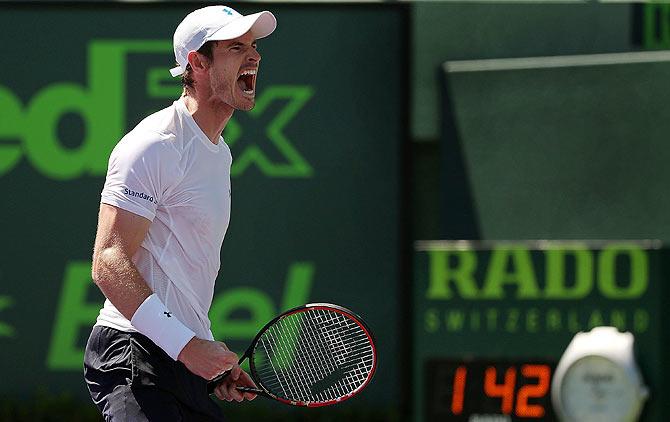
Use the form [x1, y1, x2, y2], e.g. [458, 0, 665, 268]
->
[560, 356, 637, 422]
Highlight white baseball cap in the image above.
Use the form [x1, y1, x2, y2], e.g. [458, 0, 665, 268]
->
[170, 5, 277, 77]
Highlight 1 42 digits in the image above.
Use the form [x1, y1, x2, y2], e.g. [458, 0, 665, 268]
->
[425, 359, 556, 420]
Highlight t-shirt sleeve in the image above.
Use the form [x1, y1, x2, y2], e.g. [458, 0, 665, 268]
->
[101, 133, 179, 221]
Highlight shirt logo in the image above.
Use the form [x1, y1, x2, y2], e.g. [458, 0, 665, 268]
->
[123, 187, 155, 204]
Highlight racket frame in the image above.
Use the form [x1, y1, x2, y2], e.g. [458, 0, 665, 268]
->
[209, 302, 377, 407]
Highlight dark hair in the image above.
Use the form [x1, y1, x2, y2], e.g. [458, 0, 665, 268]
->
[180, 41, 218, 90]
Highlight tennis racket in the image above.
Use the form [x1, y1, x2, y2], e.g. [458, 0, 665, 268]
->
[207, 303, 377, 407]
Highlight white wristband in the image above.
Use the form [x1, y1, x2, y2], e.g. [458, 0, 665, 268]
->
[130, 293, 195, 361]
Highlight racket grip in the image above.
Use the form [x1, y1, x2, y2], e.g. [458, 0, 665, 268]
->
[207, 369, 232, 394]
[236, 386, 263, 394]
[207, 380, 263, 396]
[207, 353, 248, 394]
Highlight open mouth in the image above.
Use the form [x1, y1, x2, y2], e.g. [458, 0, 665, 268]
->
[237, 69, 257, 96]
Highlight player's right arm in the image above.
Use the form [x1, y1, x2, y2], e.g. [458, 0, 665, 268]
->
[92, 180, 238, 381]
[91, 203, 153, 319]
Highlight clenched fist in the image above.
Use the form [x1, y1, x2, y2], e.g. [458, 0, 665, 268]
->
[178, 337, 238, 380]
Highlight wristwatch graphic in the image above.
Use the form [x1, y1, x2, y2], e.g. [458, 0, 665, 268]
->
[551, 326, 649, 422]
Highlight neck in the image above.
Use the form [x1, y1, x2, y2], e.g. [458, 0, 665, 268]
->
[182, 90, 234, 144]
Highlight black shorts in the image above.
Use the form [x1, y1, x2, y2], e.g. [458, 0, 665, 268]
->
[83, 325, 225, 421]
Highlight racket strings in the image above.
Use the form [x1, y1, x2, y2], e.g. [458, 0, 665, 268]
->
[296, 311, 367, 403]
[308, 310, 373, 402]
[252, 308, 374, 403]
[256, 316, 331, 399]
[258, 312, 340, 400]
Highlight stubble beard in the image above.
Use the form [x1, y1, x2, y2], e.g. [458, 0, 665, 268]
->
[209, 73, 255, 111]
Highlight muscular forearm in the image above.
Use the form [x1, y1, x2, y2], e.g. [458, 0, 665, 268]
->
[93, 246, 153, 321]
[91, 204, 195, 361]
[92, 204, 154, 320]
[93, 245, 196, 360]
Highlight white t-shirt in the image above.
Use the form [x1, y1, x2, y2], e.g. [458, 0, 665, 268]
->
[95, 97, 232, 341]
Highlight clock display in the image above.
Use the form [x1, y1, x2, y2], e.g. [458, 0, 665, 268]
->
[561, 356, 639, 422]
[424, 359, 557, 421]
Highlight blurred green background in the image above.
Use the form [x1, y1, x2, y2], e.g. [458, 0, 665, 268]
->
[1, 1, 670, 421]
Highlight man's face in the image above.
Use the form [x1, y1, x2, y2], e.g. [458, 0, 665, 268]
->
[207, 31, 261, 111]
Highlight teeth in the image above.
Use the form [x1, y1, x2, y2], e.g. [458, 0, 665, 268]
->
[239, 69, 256, 95]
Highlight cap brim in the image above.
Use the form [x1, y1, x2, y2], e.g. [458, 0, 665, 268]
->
[170, 65, 185, 77]
[208, 11, 277, 42]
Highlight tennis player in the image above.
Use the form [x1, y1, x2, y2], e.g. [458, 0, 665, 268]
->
[83, 6, 276, 420]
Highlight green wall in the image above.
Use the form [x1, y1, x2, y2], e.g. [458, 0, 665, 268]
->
[440, 51, 670, 241]
[412, 2, 635, 141]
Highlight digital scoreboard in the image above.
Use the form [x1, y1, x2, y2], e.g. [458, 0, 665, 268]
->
[425, 359, 555, 421]
[412, 241, 667, 421]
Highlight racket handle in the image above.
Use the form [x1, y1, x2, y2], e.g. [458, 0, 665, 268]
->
[207, 382, 263, 396]
[236, 386, 263, 394]
[207, 370, 232, 394]
[212, 369, 231, 383]
[207, 354, 248, 394]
